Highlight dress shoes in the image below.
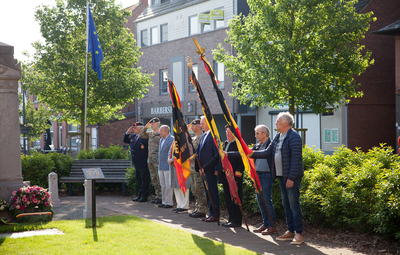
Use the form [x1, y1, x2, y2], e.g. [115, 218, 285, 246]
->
[154, 199, 162, 204]
[163, 204, 173, 208]
[261, 227, 276, 235]
[190, 212, 206, 218]
[224, 222, 241, 228]
[253, 225, 267, 233]
[158, 204, 165, 208]
[151, 199, 156, 203]
[172, 208, 178, 212]
[132, 197, 141, 202]
[138, 197, 147, 202]
[205, 216, 217, 222]
[176, 208, 188, 213]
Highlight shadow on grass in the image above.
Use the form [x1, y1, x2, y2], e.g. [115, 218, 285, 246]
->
[192, 234, 226, 255]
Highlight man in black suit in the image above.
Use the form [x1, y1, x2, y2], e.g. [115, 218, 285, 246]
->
[123, 122, 150, 202]
[202, 125, 244, 227]
[195, 117, 220, 222]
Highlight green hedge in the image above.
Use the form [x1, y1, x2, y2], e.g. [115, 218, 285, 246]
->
[76, 145, 129, 159]
[21, 151, 73, 189]
[300, 144, 400, 241]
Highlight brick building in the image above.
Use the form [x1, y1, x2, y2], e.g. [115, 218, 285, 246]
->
[132, 0, 255, 143]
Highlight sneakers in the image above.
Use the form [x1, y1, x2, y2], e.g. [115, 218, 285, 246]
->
[276, 230, 304, 245]
[290, 232, 304, 245]
[276, 230, 295, 241]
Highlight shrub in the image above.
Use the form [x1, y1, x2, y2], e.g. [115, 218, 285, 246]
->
[125, 166, 137, 196]
[21, 151, 55, 189]
[324, 145, 365, 174]
[47, 152, 73, 178]
[371, 162, 400, 240]
[76, 145, 129, 160]
[303, 145, 325, 171]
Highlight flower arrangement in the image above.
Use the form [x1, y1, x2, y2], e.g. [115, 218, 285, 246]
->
[0, 198, 9, 211]
[9, 185, 53, 216]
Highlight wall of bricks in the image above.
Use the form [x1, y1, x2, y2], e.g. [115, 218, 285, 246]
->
[348, 0, 399, 150]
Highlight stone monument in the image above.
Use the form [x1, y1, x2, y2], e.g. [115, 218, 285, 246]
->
[0, 42, 29, 200]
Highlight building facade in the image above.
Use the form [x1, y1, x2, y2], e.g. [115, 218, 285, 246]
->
[133, 0, 255, 143]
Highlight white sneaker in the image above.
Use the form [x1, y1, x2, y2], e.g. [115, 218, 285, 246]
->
[290, 232, 304, 245]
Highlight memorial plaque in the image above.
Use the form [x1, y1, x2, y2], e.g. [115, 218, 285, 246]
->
[82, 168, 105, 180]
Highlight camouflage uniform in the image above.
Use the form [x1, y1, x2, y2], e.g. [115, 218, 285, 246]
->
[190, 133, 207, 213]
[139, 127, 162, 199]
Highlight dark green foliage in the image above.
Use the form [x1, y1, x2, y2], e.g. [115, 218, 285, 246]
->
[21, 151, 55, 189]
[125, 167, 137, 196]
[301, 144, 400, 241]
[21, 151, 74, 188]
[76, 145, 129, 159]
[47, 152, 74, 178]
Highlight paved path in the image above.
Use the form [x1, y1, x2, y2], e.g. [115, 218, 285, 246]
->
[53, 196, 364, 255]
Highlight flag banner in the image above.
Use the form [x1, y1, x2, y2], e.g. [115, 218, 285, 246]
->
[87, 5, 103, 80]
[199, 54, 262, 193]
[190, 69, 241, 205]
[168, 79, 196, 194]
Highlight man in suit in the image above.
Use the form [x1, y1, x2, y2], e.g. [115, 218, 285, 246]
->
[123, 122, 150, 202]
[157, 125, 174, 208]
[202, 125, 245, 227]
[195, 116, 219, 222]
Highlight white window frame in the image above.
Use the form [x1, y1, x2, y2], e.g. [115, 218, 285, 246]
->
[189, 15, 199, 35]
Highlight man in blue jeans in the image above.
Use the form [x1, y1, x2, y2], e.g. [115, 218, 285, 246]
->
[250, 112, 304, 245]
[251, 125, 277, 235]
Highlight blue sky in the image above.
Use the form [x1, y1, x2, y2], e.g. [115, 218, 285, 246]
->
[0, 0, 138, 63]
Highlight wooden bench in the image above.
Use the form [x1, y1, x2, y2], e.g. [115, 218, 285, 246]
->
[59, 159, 132, 196]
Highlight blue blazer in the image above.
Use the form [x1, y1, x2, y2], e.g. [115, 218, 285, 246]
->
[158, 134, 174, 171]
[195, 132, 219, 173]
[123, 133, 148, 169]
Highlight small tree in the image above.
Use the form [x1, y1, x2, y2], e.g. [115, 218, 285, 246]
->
[214, 0, 375, 116]
[22, 0, 152, 147]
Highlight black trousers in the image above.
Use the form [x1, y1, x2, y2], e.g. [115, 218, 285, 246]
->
[135, 165, 150, 199]
[222, 172, 243, 224]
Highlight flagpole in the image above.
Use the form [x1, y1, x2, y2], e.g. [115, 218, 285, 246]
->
[84, 1, 89, 151]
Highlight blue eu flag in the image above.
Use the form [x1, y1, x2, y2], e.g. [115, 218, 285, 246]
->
[87, 5, 103, 81]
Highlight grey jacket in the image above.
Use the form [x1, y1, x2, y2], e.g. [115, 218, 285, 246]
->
[158, 134, 174, 171]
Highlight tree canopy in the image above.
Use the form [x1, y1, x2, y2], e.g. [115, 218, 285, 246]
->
[22, 0, 152, 128]
[214, 0, 375, 116]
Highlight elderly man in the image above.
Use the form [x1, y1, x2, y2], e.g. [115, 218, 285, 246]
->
[188, 119, 207, 218]
[123, 122, 150, 202]
[139, 117, 162, 204]
[252, 125, 277, 235]
[250, 112, 304, 245]
[157, 125, 174, 209]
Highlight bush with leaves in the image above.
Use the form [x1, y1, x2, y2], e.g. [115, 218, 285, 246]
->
[47, 152, 74, 178]
[21, 151, 55, 189]
[76, 145, 129, 159]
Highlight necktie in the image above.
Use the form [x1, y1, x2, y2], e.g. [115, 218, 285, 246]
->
[133, 135, 138, 146]
[199, 133, 207, 158]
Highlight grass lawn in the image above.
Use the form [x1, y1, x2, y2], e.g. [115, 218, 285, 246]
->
[0, 215, 258, 255]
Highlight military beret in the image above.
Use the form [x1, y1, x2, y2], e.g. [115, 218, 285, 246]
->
[191, 119, 201, 125]
[133, 121, 144, 127]
[149, 117, 160, 123]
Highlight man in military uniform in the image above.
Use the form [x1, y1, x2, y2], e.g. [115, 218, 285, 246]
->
[139, 117, 162, 204]
[188, 119, 207, 218]
[123, 122, 150, 202]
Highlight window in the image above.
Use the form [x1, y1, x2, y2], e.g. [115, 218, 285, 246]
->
[160, 69, 168, 94]
[160, 24, 168, 43]
[211, 9, 224, 29]
[201, 12, 211, 33]
[214, 61, 224, 89]
[141, 30, 148, 47]
[189, 15, 198, 35]
[91, 127, 97, 150]
[188, 64, 198, 92]
[150, 26, 158, 45]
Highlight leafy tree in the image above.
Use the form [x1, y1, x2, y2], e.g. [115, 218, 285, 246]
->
[19, 91, 52, 147]
[22, 0, 152, 140]
[214, 0, 375, 116]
